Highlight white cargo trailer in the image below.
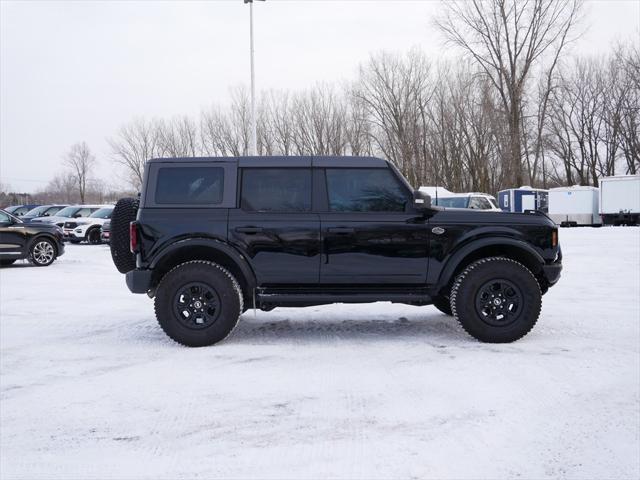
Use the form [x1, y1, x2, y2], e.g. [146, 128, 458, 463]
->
[599, 175, 640, 226]
[548, 186, 601, 227]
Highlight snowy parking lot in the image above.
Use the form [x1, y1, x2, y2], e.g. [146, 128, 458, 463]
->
[1, 228, 639, 479]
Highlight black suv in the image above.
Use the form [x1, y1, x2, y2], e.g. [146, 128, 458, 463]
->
[0, 210, 65, 266]
[110, 156, 562, 347]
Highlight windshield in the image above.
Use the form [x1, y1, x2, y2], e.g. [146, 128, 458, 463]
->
[89, 208, 113, 219]
[24, 206, 49, 217]
[4, 206, 20, 213]
[435, 197, 469, 208]
[53, 206, 79, 218]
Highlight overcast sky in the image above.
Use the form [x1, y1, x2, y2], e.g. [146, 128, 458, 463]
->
[1, 0, 639, 192]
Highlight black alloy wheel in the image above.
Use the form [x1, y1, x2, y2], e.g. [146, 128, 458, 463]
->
[173, 282, 222, 329]
[474, 279, 523, 327]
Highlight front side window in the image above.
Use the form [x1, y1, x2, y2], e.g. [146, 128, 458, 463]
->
[241, 168, 312, 212]
[155, 167, 224, 205]
[469, 197, 492, 210]
[0, 211, 10, 223]
[326, 168, 408, 212]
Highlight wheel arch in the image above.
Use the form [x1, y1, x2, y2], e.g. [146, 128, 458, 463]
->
[437, 238, 546, 294]
[149, 238, 257, 303]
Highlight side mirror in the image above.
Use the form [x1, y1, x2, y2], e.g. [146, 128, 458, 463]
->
[413, 190, 431, 211]
[73, 213, 82, 218]
[43, 213, 50, 217]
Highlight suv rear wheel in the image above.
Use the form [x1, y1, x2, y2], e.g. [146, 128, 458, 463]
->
[154, 261, 243, 347]
[451, 257, 541, 343]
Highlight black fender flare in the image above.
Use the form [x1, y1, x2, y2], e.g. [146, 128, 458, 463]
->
[436, 237, 545, 289]
[149, 237, 257, 292]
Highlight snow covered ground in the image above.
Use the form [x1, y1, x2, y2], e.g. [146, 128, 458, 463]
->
[1, 228, 639, 480]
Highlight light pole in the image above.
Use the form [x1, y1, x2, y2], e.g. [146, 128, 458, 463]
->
[244, 0, 264, 156]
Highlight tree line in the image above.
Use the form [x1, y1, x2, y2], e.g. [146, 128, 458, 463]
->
[109, 44, 638, 194]
[3, 0, 639, 206]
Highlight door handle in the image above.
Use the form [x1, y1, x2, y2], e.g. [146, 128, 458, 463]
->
[328, 227, 355, 234]
[235, 226, 263, 234]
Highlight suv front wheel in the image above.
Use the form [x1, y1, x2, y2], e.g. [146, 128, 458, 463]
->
[450, 257, 541, 343]
[154, 261, 243, 347]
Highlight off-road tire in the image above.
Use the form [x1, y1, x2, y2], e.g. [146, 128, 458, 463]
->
[451, 257, 541, 343]
[0, 259, 16, 267]
[110, 197, 139, 273]
[432, 295, 453, 316]
[29, 237, 57, 267]
[154, 261, 243, 347]
[87, 227, 102, 245]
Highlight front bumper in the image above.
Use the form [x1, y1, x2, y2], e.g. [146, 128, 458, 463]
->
[56, 239, 66, 257]
[543, 262, 562, 286]
[126, 269, 152, 294]
[542, 246, 562, 287]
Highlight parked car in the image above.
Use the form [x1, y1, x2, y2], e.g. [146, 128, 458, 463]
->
[20, 205, 68, 223]
[436, 193, 500, 211]
[4, 204, 40, 217]
[63, 206, 114, 244]
[32, 205, 108, 227]
[0, 209, 65, 267]
[109, 156, 562, 347]
[419, 188, 500, 211]
[101, 220, 111, 243]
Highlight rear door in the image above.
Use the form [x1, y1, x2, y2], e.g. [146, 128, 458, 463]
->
[319, 166, 429, 284]
[228, 164, 321, 284]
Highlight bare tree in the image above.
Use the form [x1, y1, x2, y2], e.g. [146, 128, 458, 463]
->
[63, 142, 96, 203]
[108, 118, 162, 190]
[436, 0, 582, 186]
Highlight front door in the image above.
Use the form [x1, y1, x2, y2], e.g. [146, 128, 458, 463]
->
[228, 167, 321, 284]
[0, 211, 27, 257]
[320, 167, 429, 284]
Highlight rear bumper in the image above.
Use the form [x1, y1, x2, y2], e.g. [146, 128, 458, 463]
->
[126, 269, 152, 294]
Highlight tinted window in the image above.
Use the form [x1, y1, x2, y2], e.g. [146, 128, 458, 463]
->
[55, 207, 80, 217]
[155, 167, 224, 205]
[90, 208, 113, 219]
[0, 211, 10, 222]
[326, 168, 408, 212]
[241, 169, 312, 212]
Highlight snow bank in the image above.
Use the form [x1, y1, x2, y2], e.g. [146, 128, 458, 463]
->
[1, 228, 639, 479]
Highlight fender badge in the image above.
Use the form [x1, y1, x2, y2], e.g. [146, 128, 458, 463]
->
[431, 227, 445, 235]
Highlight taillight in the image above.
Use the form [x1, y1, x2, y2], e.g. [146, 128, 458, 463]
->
[551, 229, 558, 248]
[130, 222, 139, 253]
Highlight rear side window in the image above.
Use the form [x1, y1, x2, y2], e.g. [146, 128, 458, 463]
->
[155, 167, 224, 205]
[241, 168, 312, 212]
[326, 168, 408, 212]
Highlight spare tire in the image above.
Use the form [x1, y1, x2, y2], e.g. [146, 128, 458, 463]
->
[110, 197, 139, 273]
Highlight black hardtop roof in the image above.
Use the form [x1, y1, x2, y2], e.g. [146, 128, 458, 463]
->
[147, 156, 389, 168]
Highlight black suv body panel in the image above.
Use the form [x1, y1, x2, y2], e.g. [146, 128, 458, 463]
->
[127, 156, 562, 305]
